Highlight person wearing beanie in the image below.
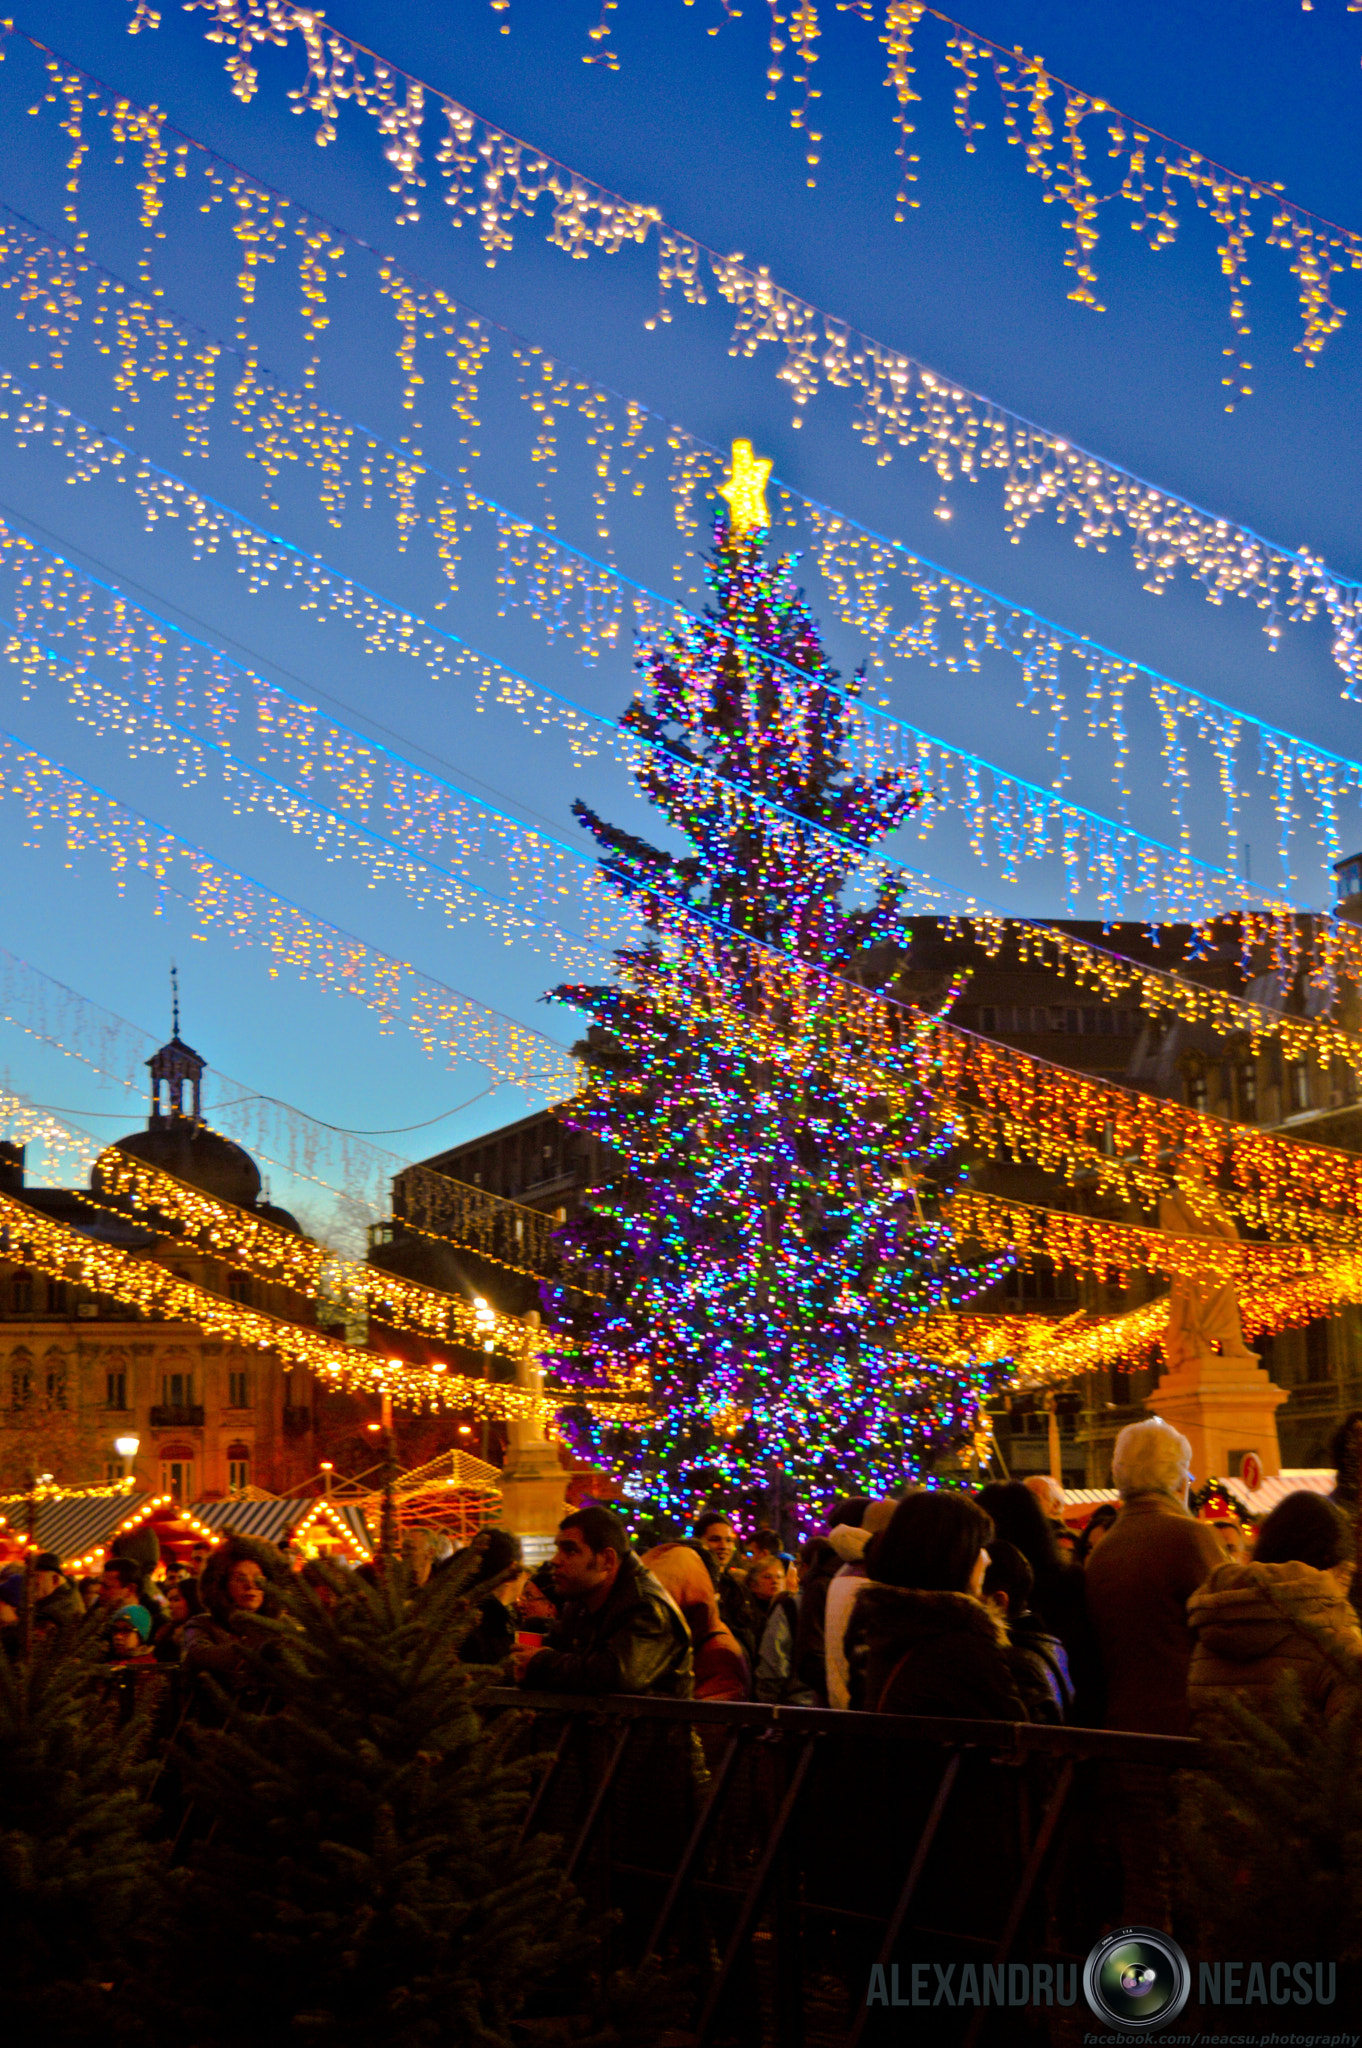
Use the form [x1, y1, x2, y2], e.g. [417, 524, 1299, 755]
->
[31, 1551, 82, 1632]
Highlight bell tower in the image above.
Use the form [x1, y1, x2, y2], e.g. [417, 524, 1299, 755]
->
[147, 967, 206, 1128]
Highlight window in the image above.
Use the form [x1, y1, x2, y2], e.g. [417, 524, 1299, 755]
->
[106, 1370, 127, 1410]
[159, 1454, 194, 1502]
[44, 1278, 66, 1313]
[1291, 1064, 1311, 1114]
[227, 1443, 250, 1493]
[1185, 1068, 1208, 1113]
[1305, 1319, 1331, 1384]
[10, 1271, 32, 1313]
[44, 1370, 66, 1409]
[1238, 1064, 1258, 1120]
[104, 1460, 124, 1485]
[10, 1365, 32, 1409]
[227, 1273, 252, 1305]
[228, 1369, 250, 1409]
[978, 1005, 997, 1035]
[162, 1372, 194, 1407]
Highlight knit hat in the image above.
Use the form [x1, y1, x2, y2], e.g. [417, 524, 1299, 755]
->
[33, 1551, 64, 1575]
[111, 1602, 152, 1640]
[827, 1496, 897, 1561]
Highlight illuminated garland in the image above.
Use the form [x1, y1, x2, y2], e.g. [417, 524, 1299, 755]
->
[0, 194, 1355, 898]
[0, 724, 581, 1093]
[0, 1180, 536, 1414]
[83, 11, 1362, 683]
[4, 152, 1362, 875]
[0, 380, 1294, 927]
[948, 1188, 1308, 1291]
[13, 510, 1362, 1136]
[1007, 1237, 1362, 1390]
[88, 1142, 535, 1355]
[502, 0, 1357, 389]
[16, 646, 1362, 1278]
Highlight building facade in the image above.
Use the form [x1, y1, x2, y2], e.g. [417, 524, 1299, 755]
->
[0, 1030, 318, 1500]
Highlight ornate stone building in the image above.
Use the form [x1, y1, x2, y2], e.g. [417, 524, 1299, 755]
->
[0, 1026, 318, 1500]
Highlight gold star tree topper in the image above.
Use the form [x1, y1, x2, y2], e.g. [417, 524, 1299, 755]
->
[719, 437, 773, 534]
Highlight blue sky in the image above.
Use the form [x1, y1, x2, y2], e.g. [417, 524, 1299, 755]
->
[1, 0, 1361, 1236]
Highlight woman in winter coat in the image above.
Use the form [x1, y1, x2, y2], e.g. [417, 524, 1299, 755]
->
[1187, 1491, 1362, 1731]
[182, 1535, 289, 1689]
[845, 1493, 1027, 1719]
[838, 1493, 1028, 1958]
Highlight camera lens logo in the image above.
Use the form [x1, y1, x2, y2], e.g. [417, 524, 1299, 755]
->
[1083, 1928, 1191, 2032]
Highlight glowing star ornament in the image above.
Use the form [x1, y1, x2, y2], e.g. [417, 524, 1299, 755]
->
[719, 438, 773, 535]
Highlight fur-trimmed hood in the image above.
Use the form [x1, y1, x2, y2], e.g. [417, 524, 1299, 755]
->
[846, 1582, 1027, 1721]
[1188, 1559, 1358, 1663]
[198, 1531, 291, 1627]
[854, 1582, 1011, 1654]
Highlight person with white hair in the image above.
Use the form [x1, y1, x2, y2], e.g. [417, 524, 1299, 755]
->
[1084, 1416, 1227, 1929]
[1085, 1418, 1225, 1735]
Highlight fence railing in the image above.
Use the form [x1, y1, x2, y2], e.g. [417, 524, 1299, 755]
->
[486, 1689, 1200, 2048]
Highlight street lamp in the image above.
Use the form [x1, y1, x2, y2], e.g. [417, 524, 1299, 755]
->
[114, 1433, 139, 1481]
[472, 1297, 496, 1460]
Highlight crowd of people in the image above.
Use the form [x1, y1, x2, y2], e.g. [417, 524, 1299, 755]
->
[5, 1414, 1359, 1737]
[500, 1419, 1361, 1757]
[4, 1412, 1358, 1765]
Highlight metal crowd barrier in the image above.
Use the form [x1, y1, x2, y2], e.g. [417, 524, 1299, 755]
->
[485, 1688, 1200, 2048]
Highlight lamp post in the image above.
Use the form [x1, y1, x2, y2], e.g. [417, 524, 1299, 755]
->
[114, 1433, 140, 1484]
[473, 1297, 495, 1460]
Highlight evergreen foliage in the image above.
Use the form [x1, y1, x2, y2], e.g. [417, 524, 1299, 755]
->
[159, 1557, 665, 2047]
[549, 515, 1010, 1521]
[0, 1616, 164, 2045]
[1178, 1679, 1362, 1965]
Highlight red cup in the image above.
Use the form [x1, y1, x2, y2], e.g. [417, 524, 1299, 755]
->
[514, 1629, 546, 1650]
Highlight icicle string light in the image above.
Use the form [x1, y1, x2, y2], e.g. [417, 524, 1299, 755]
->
[17, 565, 1362, 1270]
[15, 526, 1362, 1121]
[0, 720, 581, 1092]
[1, 366, 1345, 924]
[88, 1143, 533, 1351]
[16, 556, 1362, 1277]
[0, 165, 1356, 891]
[1008, 1237, 1362, 1390]
[949, 1187, 1306, 1290]
[5, 188, 1362, 864]
[142, 0, 1362, 374]
[70, 11, 1362, 679]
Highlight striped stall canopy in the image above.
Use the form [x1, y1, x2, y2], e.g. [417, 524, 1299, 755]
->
[0, 1487, 220, 1569]
[0, 1490, 138, 1564]
[189, 1497, 297, 1545]
[188, 1496, 372, 1558]
[1061, 1468, 1336, 1519]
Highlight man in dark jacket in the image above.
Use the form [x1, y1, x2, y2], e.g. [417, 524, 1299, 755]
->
[513, 1508, 694, 1697]
[31, 1552, 83, 1633]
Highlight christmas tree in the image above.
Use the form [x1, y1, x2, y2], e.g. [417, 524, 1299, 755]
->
[0, 1622, 164, 2046]
[158, 1559, 666, 2046]
[549, 442, 1011, 1525]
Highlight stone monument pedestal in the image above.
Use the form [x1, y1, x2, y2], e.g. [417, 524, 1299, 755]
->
[495, 1311, 569, 1565]
[498, 1423, 570, 1567]
[1145, 1349, 1285, 1482]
